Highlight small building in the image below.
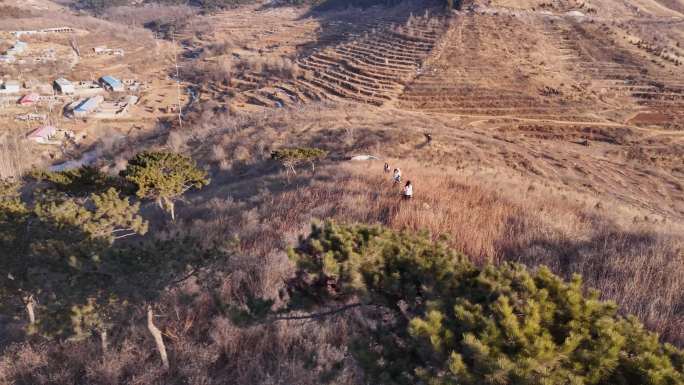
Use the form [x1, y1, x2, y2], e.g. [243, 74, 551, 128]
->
[27, 125, 57, 144]
[42, 27, 74, 34]
[11, 30, 37, 38]
[99, 76, 124, 92]
[12, 27, 73, 38]
[0, 55, 15, 64]
[18, 93, 40, 106]
[1, 80, 21, 93]
[6, 41, 27, 56]
[15, 113, 47, 122]
[54, 77, 75, 94]
[73, 95, 104, 117]
[93, 46, 125, 56]
[124, 95, 139, 105]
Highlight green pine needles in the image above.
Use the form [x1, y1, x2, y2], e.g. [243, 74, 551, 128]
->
[121, 151, 209, 221]
[289, 222, 684, 385]
[271, 147, 328, 178]
[30, 166, 124, 196]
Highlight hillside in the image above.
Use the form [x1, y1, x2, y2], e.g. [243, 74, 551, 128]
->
[0, 0, 683, 384]
[177, 0, 684, 219]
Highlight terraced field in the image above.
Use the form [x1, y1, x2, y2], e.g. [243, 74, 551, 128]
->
[544, 18, 684, 128]
[398, 13, 586, 119]
[242, 14, 448, 107]
[397, 10, 684, 127]
[218, 1, 683, 127]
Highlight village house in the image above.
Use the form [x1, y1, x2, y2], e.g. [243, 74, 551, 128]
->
[6, 41, 28, 56]
[18, 93, 40, 106]
[1, 80, 21, 94]
[12, 27, 74, 38]
[27, 125, 57, 144]
[54, 78, 75, 94]
[72, 95, 104, 117]
[99, 76, 124, 92]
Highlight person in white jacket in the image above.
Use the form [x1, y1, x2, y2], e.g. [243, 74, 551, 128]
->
[402, 181, 413, 200]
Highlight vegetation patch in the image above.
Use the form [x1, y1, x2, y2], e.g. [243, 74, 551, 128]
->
[289, 221, 684, 385]
[121, 151, 210, 221]
[29, 166, 129, 197]
[271, 147, 328, 176]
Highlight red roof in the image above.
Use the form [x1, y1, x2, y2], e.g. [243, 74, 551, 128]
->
[18, 93, 39, 105]
[27, 125, 56, 140]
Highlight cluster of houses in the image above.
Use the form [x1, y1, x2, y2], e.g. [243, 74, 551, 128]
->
[1, 26, 140, 145]
[57, 76, 132, 118]
[3, 74, 139, 144]
[53, 76, 125, 94]
[0, 40, 62, 65]
[1, 26, 74, 63]
[1, 75, 127, 100]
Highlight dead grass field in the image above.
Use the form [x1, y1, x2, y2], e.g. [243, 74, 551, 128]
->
[146, 100, 683, 344]
[257, 161, 684, 343]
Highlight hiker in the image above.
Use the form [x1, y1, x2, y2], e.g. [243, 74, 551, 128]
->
[384, 162, 390, 173]
[424, 132, 432, 144]
[393, 168, 402, 184]
[402, 181, 413, 200]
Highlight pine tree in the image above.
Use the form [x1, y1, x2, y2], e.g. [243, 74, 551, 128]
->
[0, 185, 147, 339]
[121, 151, 209, 221]
[29, 166, 125, 197]
[271, 147, 328, 180]
[1, 176, 222, 369]
[289, 222, 684, 385]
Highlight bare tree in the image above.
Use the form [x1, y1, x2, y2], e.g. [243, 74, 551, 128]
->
[147, 305, 169, 370]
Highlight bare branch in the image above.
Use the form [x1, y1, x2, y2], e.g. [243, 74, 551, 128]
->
[270, 302, 365, 322]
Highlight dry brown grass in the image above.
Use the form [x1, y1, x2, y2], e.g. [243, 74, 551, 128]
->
[0, 233, 358, 385]
[0, 5, 34, 18]
[0, 129, 33, 180]
[3, 2, 683, 382]
[225, 160, 684, 345]
[101, 4, 197, 28]
[2, 106, 683, 384]
[107, 100, 684, 349]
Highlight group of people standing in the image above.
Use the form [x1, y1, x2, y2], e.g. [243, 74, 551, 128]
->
[384, 162, 413, 200]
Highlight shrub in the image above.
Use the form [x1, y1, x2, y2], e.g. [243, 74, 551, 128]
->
[0, 185, 148, 338]
[29, 166, 128, 196]
[271, 147, 328, 178]
[0, 5, 35, 18]
[121, 151, 209, 221]
[289, 222, 684, 385]
[76, 0, 128, 14]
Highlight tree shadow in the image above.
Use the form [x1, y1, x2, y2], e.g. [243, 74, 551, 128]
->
[0, 192, 216, 352]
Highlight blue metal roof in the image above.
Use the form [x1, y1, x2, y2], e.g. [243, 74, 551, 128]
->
[74, 97, 99, 112]
[100, 76, 122, 88]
